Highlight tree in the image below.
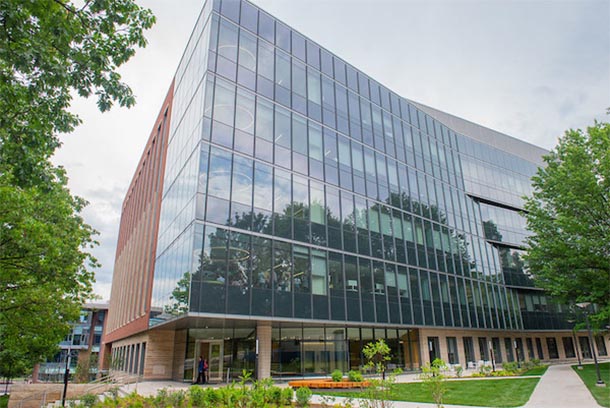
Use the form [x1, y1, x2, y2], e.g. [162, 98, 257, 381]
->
[420, 358, 448, 408]
[0, 169, 97, 367]
[524, 121, 610, 325]
[0, 0, 155, 369]
[0, 0, 155, 185]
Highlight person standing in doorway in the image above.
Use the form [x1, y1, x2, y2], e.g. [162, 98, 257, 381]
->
[197, 356, 206, 384]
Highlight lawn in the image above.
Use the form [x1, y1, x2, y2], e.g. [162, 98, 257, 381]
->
[0, 395, 8, 408]
[319, 378, 540, 407]
[521, 365, 548, 376]
[572, 362, 610, 407]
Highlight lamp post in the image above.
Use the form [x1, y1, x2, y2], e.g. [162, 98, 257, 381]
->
[61, 345, 72, 407]
[576, 302, 605, 387]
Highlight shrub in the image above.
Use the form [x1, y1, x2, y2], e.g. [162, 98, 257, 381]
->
[531, 358, 541, 367]
[280, 387, 294, 406]
[331, 369, 343, 382]
[267, 386, 283, 405]
[167, 389, 187, 408]
[503, 361, 520, 374]
[296, 386, 312, 407]
[80, 393, 97, 408]
[348, 370, 363, 382]
[420, 358, 448, 408]
[455, 365, 464, 378]
[188, 385, 206, 407]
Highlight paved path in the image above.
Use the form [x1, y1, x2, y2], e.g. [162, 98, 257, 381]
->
[523, 363, 600, 408]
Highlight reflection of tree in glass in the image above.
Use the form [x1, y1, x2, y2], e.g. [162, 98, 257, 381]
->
[177, 191, 484, 310]
[164, 271, 190, 316]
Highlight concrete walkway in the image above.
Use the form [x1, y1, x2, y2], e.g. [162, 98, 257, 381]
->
[523, 363, 601, 408]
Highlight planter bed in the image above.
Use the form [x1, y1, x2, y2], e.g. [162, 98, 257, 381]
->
[288, 379, 370, 389]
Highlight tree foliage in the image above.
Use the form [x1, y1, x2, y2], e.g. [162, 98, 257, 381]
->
[0, 0, 155, 185]
[524, 121, 610, 324]
[0, 0, 155, 367]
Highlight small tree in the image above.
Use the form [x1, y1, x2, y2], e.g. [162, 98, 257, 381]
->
[361, 339, 400, 408]
[420, 358, 448, 408]
[363, 339, 391, 380]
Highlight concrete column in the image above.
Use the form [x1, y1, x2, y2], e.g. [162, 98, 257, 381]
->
[256, 321, 272, 379]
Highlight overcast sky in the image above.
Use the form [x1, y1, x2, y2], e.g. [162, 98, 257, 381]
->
[52, 0, 610, 301]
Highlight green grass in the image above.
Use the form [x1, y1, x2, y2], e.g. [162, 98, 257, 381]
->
[572, 362, 610, 407]
[0, 394, 8, 408]
[319, 378, 540, 407]
[521, 365, 548, 376]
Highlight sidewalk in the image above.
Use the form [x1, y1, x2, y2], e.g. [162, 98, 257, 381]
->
[523, 363, 600, 408]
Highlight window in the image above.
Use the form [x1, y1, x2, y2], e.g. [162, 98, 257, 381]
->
[562, 337, 576, 358]
[463, 337, 475, 364]
[478, 337, 489, 360]
[504, 338, 514, 362]
[546, 337, 559, 359]
[595, 336, 608, 357]
[447, 337, 459, 364]
[311, 250, 327, 296]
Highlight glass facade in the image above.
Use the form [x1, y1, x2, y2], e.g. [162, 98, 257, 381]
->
[142, 0, 581, 377]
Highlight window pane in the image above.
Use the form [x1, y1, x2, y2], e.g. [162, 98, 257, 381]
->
[312, 250, 327, 295]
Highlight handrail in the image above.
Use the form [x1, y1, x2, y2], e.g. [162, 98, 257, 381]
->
[15, 372, 140, 408]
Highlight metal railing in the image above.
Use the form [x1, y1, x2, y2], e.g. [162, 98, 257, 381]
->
[15, 372, 138, 408]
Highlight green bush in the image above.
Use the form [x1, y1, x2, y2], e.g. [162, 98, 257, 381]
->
[531, 358, 541, 367]
[331, 369, 343, 382]
[348, 370, 363, 382]
[80, 393, 97, 408]
[296, 386, 312, 407]
[167, 389, 187, 408]
[455, 365, 464, 378]
[188, 385, 206, 407]
[503, 362, 520, 374]
[280, 387, 294, 406]
[267, 386, 283, 405]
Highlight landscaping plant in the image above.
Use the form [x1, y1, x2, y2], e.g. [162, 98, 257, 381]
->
[332, 369, 344, 382]
[420, 358, 448, 408]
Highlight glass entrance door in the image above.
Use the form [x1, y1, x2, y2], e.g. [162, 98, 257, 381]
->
[208, 341, 223, 382]
[194, 340, 224, 383]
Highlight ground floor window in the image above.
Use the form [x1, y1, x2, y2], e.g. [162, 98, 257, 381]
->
[546, 337, 559, 359]
[579, 336, 592, 359]
[186, 324, 421, 379]
[526, 338, 535, 360]
[562, 337, 576, 358]
[504, 338, 514, 362]
[595, 336, 608, 356]
[535, 338, 544, 360]
[446, 337, 459, 364]
[463, 337, 475, 364]
[492, 337, 502, 364]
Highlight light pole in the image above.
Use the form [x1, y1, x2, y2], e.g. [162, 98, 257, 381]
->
[576, 302, 605, 387]
[61, 345, 72, 407]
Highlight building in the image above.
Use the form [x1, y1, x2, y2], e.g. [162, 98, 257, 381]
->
[103, 0, 608, 381]
[37, 303, 108, 382]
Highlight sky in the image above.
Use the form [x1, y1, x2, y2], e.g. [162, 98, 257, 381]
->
[52, 0, 610, 301]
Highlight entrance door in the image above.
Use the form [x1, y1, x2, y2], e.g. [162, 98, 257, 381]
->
[194, 340, 224, 383]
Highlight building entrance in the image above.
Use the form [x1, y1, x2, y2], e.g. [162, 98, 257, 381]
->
[194, 340, 224, 382]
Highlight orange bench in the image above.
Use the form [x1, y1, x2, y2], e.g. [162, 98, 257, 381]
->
[288, 379, 370, 389]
